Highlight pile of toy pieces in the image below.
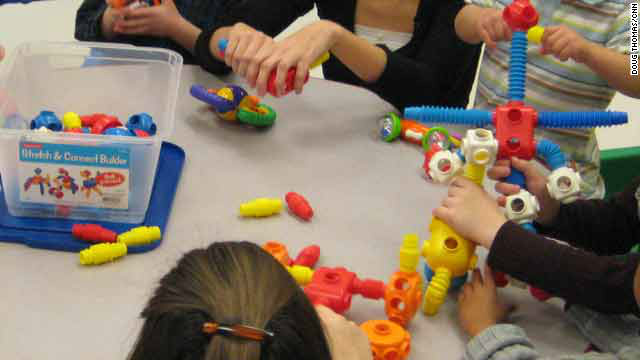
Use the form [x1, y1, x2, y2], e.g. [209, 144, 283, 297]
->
[71, 224, 162, 265]
[239, 192, 314, 221]
[262, 235, 424, 360]
[397, 0, 629, 314]
[29, 110, 157, 137]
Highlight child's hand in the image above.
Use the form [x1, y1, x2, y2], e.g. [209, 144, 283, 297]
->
[316, 305, 373, 360]
[458, 265, 515, 337]
[221, 23, 275, 89]
[101, 6, 124, 39]
[114, 0, 183, 38]
[474, 7, 512, 49]
[433, 177, 507, 248]
[487, 157, 560, 226]
[540, 25, 594, 63]
[0, 46, 5, 61]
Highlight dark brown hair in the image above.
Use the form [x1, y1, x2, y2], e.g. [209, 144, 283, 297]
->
[128, 241, 331, 360]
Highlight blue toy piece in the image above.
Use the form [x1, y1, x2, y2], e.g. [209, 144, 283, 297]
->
[104, 127, 135, 137]
[23, 168, 49, 196]
[30, 111, 62, 131]
[126, 113, 156, 135]
[190, 84, 240, 114]
[4, 114, 27, 129]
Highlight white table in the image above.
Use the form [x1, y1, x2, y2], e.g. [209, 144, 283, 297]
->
[0, 66, 587, 359]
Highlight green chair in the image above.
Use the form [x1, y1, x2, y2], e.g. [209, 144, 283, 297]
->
[600, 146, 640, 198]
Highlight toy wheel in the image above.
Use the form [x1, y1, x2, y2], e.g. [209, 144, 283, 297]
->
[422, 127, 452, 152]
[237, 104, 276, 127]
[379, 112, 403, 142]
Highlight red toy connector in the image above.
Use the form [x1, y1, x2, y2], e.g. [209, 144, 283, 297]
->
[494, 102, 538, 160]
[493, 271, 510, 288]
[267, 69, 310, 97]
[72, 224, 117, 243]
[91, 115, 122, 134]
[293, 245, 320, 267]
[529, 286, 553, 301]
[502, 0, 539, 31]
[262, 241, 291, 266]
[80, 113, 106, 127]
[304, 267, 386, 314]
[285, 192, 314, 221]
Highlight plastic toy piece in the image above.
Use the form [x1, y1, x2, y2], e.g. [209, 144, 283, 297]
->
[132, 129, 150, 137]
[461, 128, 498, 166]
[285, 192, 314, 221]
[423, 147, 464, 183]
[304, 267, 386, 314]
[527, 25, 544, 44]
[108, 0, 159, 8]
[385, 234, 423, 327]
[72, 224, 117, 243]
[262, 241, 291, 266]
[422, 218, 478, 315]
[117, 226, 162, 246]
[65, 127, 90, 134]
[80, 113, 107, 127]
[504, 190, 540, 224]
[361, 320, 411, 360]
[190, 84, 277, 127]
[287, 265, 315, 285]
[217, 39, 329, 96]
[502, 0, 539, 31]
[62, 112, 82, 130]
[239, 198, 283, 217]
[380, 113, 462, 150]
[546, 167, 582, 203]
[104, 127, 135, 137]
[292, 245, 320, 267]
[126, 113, 157, 135]
[90, 114, 122, 134]
[31, 111, 62, 131]
[24, 168, 50, 195]
[79, 242, 127, 265]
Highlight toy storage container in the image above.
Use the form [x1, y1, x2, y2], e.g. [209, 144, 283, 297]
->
[0, 42, 182, 223]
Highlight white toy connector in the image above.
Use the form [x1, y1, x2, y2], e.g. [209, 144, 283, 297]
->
[505, 190, 540, 224]
[547, 167, 582, 203]
[426, 150, 464, 184]
[461, 128, 498, 166]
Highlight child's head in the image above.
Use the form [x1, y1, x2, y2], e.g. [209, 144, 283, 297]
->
[128, 241, 331, 360]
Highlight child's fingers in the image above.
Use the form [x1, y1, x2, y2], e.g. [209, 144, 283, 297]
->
[256, 55, 277, 96]
[483, 265, 495, 288]
[115, 18, 149, 31]
[540, 25, 559, 45]
[555, 39, 573, 61]
[487, 165, 511, 180]
[472, 268, 483, 287]
[479, 27, 496, 49]
[497, 195, 507, 207]
[432, 206, 454, 223]
[247, 42, 274, 88]
[122, 7, 155, 19]
[495, 182, 521, 196]
[510, 157, 540, 180]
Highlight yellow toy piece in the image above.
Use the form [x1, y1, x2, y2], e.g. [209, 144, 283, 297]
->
[310, 52, 330, 69]
[239, 198, 283, 217]
[286, 265, 314, 285]
[527, 25, 545, 44]
[79, 242, 127, 265]
[422, 218, 478, 316]
[62, 112, 82, 130]
[117, 226, 162, 246]
[464, 163, 485, 186]
[361, 320, 411, 360]
[385, 234, 423, 327]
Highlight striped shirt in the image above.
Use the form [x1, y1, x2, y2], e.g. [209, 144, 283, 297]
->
[469, 0, 631, 198]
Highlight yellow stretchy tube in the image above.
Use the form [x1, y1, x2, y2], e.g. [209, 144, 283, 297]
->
[310, 52, 330, 69]
[399, 234, 421, 273]
[79, 243, 127, 265]
[464, 163, 485, 186]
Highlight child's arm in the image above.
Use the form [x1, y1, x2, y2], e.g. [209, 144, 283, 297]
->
[539, 23, 640, 99]
[436, 177, 640, 316]
[454, 4, 511, 49]
[460, 266, 640, 359]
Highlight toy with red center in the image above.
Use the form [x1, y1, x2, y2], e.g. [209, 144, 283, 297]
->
[404, 0, 628, 304]
[190, 84, 277, 127]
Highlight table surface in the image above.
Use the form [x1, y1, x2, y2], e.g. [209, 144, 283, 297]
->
[0, 66, 587, 359]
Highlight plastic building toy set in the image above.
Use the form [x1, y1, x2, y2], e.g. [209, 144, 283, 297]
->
[29, 110, 157, 137]
[239, 192, 314, 221]
[190, 84, 277, 127]
[262, 236, 421, 360]
[400, 0, 628, 311]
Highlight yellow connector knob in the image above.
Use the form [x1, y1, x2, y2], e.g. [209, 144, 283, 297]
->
[63, 112, 82, 130]
[239, 198, 283, 217]
[79, 242, 127, 265]
[399, 234, 420, 273]
[287, 265, 314, 285]
[117, 226, 162, 246]
[527, 25, 545, 45]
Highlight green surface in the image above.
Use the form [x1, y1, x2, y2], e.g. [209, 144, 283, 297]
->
[601, 146, 640, 198]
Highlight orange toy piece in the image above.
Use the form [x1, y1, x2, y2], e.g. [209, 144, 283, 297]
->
[262, 241, 291, 266]
[400, 120, 431, 145]
[385, 234, 423, 327]
[361, 320, 411, 360]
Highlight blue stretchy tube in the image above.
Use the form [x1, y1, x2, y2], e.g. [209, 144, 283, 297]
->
[538, 111, 628, 128]
[404, 106, 492, 127]
[536, 140, 565, 171]
[509, 31, 528, 102]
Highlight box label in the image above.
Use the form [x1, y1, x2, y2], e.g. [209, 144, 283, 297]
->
[18, 141, 130, 209]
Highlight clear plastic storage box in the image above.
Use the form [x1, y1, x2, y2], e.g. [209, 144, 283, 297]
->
[0, 42, 183, 223]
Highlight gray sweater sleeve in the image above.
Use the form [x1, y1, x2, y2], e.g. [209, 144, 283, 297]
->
[465, 324, 640, 360]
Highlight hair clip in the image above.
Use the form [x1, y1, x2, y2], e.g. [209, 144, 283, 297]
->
[202, 322, 274, 342]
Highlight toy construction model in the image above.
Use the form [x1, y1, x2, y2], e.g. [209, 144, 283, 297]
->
[400, 0, 628, 313]
[190, 84, 277, 127]
[262, 237, 421, 360]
